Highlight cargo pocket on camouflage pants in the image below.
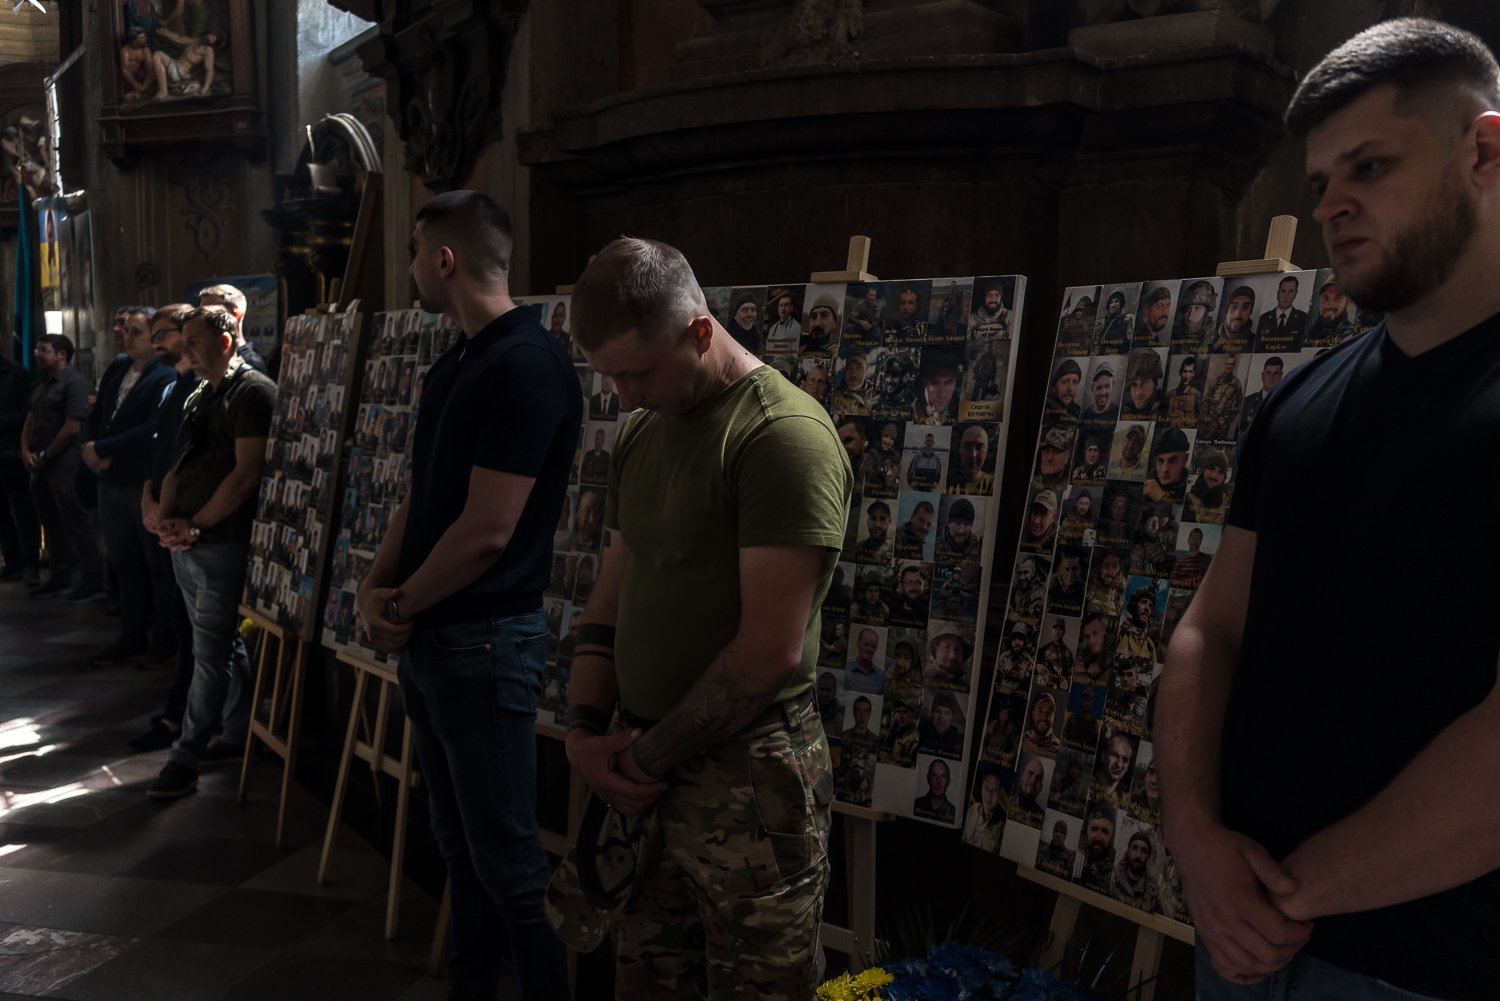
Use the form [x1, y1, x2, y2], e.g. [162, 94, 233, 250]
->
[748, 708, 835, 881]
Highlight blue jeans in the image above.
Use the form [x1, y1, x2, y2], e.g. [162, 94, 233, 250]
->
[1196, 943, 1450, 1000]
[398, 610, 568, 1001]
[168, 542, 252, 769]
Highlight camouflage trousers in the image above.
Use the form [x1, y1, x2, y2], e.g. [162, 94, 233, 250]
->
[614, 695, 834, 1000]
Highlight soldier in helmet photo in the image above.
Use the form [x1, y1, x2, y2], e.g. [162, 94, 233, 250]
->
[1120, 348, 1164, 420]
[1172, 278, 1220, 355]
[1032, 422, 1075, 490]
[1057, 292, 1095, 355]
[1094, 286, 1134, 354]
[911, 346, 964, 424]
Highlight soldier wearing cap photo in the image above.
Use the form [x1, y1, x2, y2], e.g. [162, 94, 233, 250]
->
[1045, 358, 1084, 420]
[1164, 354, 1201, 429]
[1142, 426, 1192, 503]
[1114, 586, 1160, 669]
[1080, 360, 1120, 428]
[765, 287, 802, 352]
[1255, 274, 1308, 349]
[1199, 354, 1246, 439]
[1036, 616, 1076, 689]
[934, 497, 983, 564]
[1184, 449, 1232, 524]
[832, 347, 870, 414]
[801, 292, 842, 354]
[967, 280, 1011, 339]
[996, 623, 1036, 689]
[912, 757, 957, 823]
[1032, 423, 1075, 491]
[948, 422, 996, 495]
[1036, 818, 1079, 878]
[1094, 287, 1134, 353]
[851, 568, 891, 625]
[889, 562, 931, 627]
[1070, 432, 1108, 485]
[1057, 295, 1094, 356]
[1112, 829, 1160, 910]
[918, 691, 965, 759]
[911, 346, 963, 425]
[1120, 349, 1164, 420]
[1019, 488, 1059, 555]
[1136, 284, 1173, 346]
[1047, 547, 1086, 617]
[1173, 279, 1218, 355]
[853, 498, 893, 564]
[1238, 355, 1284, 433]
[1008, 554, 1048, 621]
[1305, 271, 1354, 345]
[1211, 285, 1257, 353]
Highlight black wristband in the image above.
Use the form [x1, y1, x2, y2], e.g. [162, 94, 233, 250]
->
[575, 623, 616, 647]
[565, 704, 611, 735]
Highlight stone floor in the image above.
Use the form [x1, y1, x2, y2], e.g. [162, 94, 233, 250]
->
[0, 577, 478, 1001]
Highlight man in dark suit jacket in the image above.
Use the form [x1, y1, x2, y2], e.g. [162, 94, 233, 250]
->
[1254, 274, 1309, 347]
[589, 374, 620, 419]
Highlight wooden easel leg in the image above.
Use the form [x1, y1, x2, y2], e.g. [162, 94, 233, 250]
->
[429, 879, 452, 976]
[845, 816, 878, 971]
[1129, 927, 1164, 1001]
[318, 665, 369, 885]
[1040, 893, 1082, 971]
[386, 716, 414, 941]
[274, 643, 306, 849]
[369, 676, 392, 809]
[238, 629, 274, 805]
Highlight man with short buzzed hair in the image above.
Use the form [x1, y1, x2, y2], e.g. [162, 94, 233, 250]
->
[198, 283, 266, 374]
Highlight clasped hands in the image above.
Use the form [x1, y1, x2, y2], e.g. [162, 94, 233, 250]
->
[566, 728, 668, 816]
[155, 517, 198, 552]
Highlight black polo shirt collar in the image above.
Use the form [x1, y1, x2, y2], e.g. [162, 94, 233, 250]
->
[454, 305, 534, 361]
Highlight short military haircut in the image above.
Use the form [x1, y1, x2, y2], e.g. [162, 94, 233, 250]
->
[38, 333, 73, 362]
[123, 305, 156, 323]
[198, 283, 246, 316]
[152, 303, 195, 329]
[569, 236, 707, 351]
[1285, 18, 1500, 136]
[413, 189, 514, 279]
[187, 305, 238, 340]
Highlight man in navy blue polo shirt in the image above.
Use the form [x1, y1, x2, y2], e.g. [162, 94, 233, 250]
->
[357, 190, 576, 1001]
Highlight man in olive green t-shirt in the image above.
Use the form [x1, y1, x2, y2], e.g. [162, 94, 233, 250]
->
[565, 237, 852, 1000]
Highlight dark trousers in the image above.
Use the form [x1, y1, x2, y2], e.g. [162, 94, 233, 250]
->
[398, 609, 568, 1001]
[161, 559, 195, 723]
[98, 480, 154, 648]
[30, 457, 102, 590]
[0, 456, 39, 572]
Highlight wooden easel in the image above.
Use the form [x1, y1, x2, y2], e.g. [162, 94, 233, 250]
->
[236, 605, 308, 849]
[317, 651, 419, 940]
[1019, 865, 1193, 1001]
[1216, 215, 1301, 276]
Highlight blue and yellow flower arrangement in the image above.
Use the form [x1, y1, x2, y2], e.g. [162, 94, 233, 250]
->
[817, 943, 1092, 1001]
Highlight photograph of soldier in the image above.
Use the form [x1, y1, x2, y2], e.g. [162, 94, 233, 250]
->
[1114, 581, 1163, 670]
[858, 418, 901, 499]
[1198, 353, 1247, 439]
[1171, 278, 1221, 355]
[1141, 426, 1194, 503]
[1062, 684, 1105, 752]
[925, 622, 975, 690]
[546, 553, 576, 599]
[1058, 488, 1099, 546]
[1080, 358, 1123, 428]
[573, 553, 596, 604]
[797, 356, 832, 406]
[911, 346, 964, 424]
[1128, 742, 1162, 824]
[912, 755, 958, 824]
[1093, 286, 1136, 354]
[1031, 422, 1075, 491]
[853, 498, 894, 564]
[930, 564, 980, 622]
[588, 373, 621, 421]
[1046, 547, 1087, 618]
[967, 277, 1012, 340]
[928, 277, 971, 341]
[844, 625, 888, 693]
[1022, 689, 1062, 754]
[833, 749, 875, 807]
[889, 561, 932, 627]
[1048, 750, 1091, 817]
[885, 631, 925, 700]
[1106, 423, 1150, 481]
[1170, 523, 1219, 589]
[1162, 354, 1202, 429]
[959, 336, 1008, 421]
[1007, 554, 1049, 622]
[817, 618, 849, 669]
[573, 484, 605, 552]
[850, 566, 894, 625]
[1044, 358, 1084, 419]
[1070, 431, 1109, 485]
[934, 495, 985, 564]
[1077, 803, 1118, 894]
[902, 425, 948, 492]
[800, 286, 844, 355]
[1304, 268, 1354, 346]
[878, 697, 920, 767]
[1011, 754, 1051, 827]
[823, 562, 854, 618]
[578, 421, 616, 485]
[1211, 284, 1257, 354]
[1036, 814, 1080, 878]
[1091, 724, 1139, 805]
[1158, 586, 1194, 653]
[764, 285, 804, 353]
[893, 493, 938, 562]
[995, 621, 1036, 691]
[1238, 354, 1285, 433]
[1095, 484, 1139, 548]
[981, 693, 1024, 767]
[1128, 503, 1177, 578]
[1074, 611, 1114, 686]
[842, 693, 882, 755]
[1036, 616, 1079, 689]
[1108, 659, 1153, 732]
[1134, 283, 1174, 348]
[816, 670, 846, 731]
[831, 347, 871, 416]
[1056, 288, 1099, 356]
[1111, 826, 1161, 911]
[947, 421, 998, 495]
[963, 769, 1008, 853]
[917, 689, 966, 759]
[1019, 488, 1059, 555]
[725, 287, 764, 354]
[844, 282, 886, 345]
[1183, 447, 1232, 524]
[885, 281, 930, 343]
[1120, 347, 1166, 420]
[1254, 272, 1310, 352]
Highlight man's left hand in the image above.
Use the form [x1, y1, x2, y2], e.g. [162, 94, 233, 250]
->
[618, 742, 668, 811]
[156, 517, 197, 552]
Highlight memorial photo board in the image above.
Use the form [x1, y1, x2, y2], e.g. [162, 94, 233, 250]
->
[964, 269, 1375, 918]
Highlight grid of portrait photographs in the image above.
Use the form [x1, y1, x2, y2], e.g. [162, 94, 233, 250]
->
[963, 269, 1377, 920]
[320, 308, 463, 663]
[245, 308, 361, 638]
[702, 276, 1027, 828]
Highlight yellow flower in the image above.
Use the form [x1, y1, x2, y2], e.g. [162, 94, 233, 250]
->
[816, 967, 893, 1001]
[815, 973, 857, 1001]
[852, 967, 894, 993]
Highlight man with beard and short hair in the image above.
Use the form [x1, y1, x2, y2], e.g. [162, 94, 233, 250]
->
[1075, 612, 1112, 685]
[854, 499, 892, 563]
[836, 416, 869, 479]
[996, 626, 1035, 688]
[802, 294, 842, 354]
[963, 772, 1006, 852]
[1212, 285, 1257, 352]
[968, 283, 1011, 339]
[1306, 274, 1355, 344]
[935, 498, 981, 564]
[1239, 356, 1285, 433]
[1142, 427, 1191, 503]
[886, 285, 925, 342]
[1094, 288, 1132, 352]
[913, 757, 956, 822]
[1081, 361, 1119, 428]
[927, 629, 972, 688]
[1023, 692, 1060, 752]
[1257, 275, 1309, 348]
[1107, 423, 1148, 480]
[1086, 551, 1127, 616]
[890, 564, 929, 627]
[1046, 358, 1083, 419]
[852, 570, 890, 625]
[893, 501, 934, 561]
[1120, 349, 1163, 420]
[1185, 449, 1232, 524]
[1036, 819, 1079, 878]
[1009, 555, 1047, 619]
[1136, 285, 1173, 345]
[1113, 830, 1160, 909]
[1013, 757, 1046, 820]
[1079, 805, 1117, 894]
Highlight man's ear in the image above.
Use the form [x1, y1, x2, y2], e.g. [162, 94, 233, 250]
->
[1471, 110, 1500, 189]
[689, 315, 713, 354]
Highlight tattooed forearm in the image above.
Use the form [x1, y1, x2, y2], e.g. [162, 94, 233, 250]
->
[630, 642, 785, 778]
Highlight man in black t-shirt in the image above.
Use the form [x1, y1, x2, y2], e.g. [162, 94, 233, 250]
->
[1158, 21, 1500, 1001]
[355, 191, 574, 999]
